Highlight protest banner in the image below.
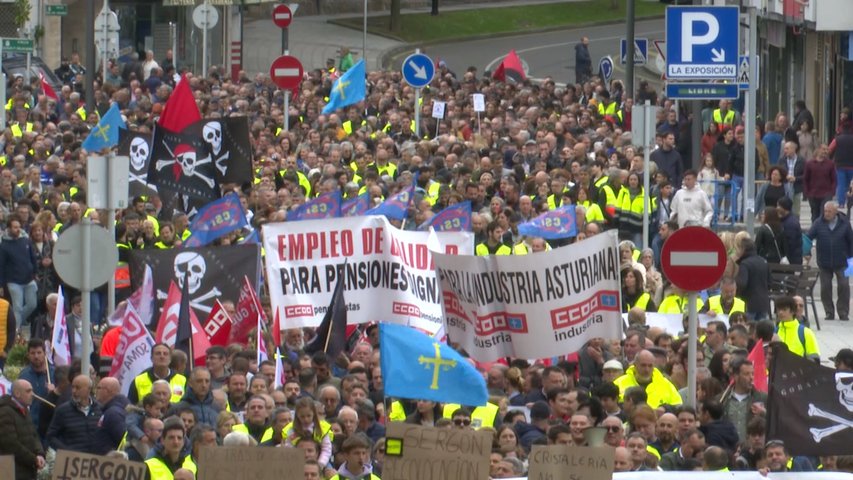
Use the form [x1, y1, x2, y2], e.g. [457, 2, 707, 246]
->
[198, 446, 303, 480]
[108, 304, 155, 395]
[52, 450, 147, 480]
[527, 445, 614, 480]
[0, 455, 13, 480]
[263, 215, 472, 328]
[631, 312, 728, 337]
[382, 423, 491, 480]
[433, 231, 623, 362]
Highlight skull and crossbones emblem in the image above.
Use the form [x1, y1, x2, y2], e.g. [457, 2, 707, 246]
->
[156, 252, 221, 314]
[202, 121, 230, 176]
[128, 137, 154, 188]
[808, 373, 853, 442]
[155, 142, 216, 188]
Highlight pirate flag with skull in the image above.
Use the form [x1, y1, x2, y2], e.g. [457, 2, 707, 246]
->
[767, 346, 853, 456]
[191, 117, 253, 186]
[147, 123, 220, 200]
[118, 129, 157, 199]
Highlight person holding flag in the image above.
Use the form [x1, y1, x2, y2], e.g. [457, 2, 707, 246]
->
[322, 59, 366, 116]
[81, 102, 125, 153]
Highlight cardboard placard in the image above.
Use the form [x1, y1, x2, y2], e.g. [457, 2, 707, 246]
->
[432, 101, 446, 119]
[0, 455, 14, 480]
[198, 446, 304, 480]
[382, 423, 491, 480]
[52, 450, 147, 480]
[527, 445, 614, 480]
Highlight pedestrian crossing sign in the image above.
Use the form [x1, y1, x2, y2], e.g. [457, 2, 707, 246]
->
[738, 54, 756, 90]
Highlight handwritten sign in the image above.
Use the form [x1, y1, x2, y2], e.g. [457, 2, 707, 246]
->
[527, 445, 614, 480]
[382, 423, 491, 480]
[53, 450, 147, 480]
[472, 93, 485, 112]
[432, 101, 446, 119]
[198, 446, 303, 480]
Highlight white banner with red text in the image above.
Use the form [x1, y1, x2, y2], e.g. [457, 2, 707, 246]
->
[263, 216, 473, 328]
[432, 231, 623, 362]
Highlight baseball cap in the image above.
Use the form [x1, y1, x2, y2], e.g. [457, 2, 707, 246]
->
[603, 359, 624, 371]
[831, 348, 853, 367]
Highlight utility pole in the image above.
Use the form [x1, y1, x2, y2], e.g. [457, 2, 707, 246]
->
[625, 0, 635, 100]
[744, 5, 758, 236]
[85, 0, 95, 114]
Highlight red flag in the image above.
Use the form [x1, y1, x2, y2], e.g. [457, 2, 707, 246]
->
[748, 341, 768, 393]
[203, 299, 233, 347]
[229, 276, 263, 345]
[271, 308, 281, 348]
[492, 49, 526, 83]
[155, 281, 211, 365]
[157, 74, 201, 131]
[40, 73, 58, 101]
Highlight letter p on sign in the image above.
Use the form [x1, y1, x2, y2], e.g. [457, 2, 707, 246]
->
[681, 12, 719, 62]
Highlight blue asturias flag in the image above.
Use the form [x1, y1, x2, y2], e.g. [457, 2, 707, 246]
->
[183, 192, 249, 248]
[289, 190, 342, 221]
[366, 175, 416, 221]
[518, 205, 578, 240]
[380, 323, 487, 406]
[342, 192, 371, 217]
[419, 201, 472, 232]
[81, 103, 125, 152]
[322, 59, 366, 115]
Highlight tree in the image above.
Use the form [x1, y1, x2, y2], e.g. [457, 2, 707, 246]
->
[431, 0, 439, 16]
[13, 0, 30, 31]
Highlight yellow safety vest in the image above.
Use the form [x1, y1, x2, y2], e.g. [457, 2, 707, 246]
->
[705, 295, 745, 315]
[373, 162, 397, 179]
[713, 109, 735, 127]
[658, 295, 703, 314]
[579, 201, 604, 223]
[425, 181, 442, 206]
[279, 169, 312, 197]
[475, 242, 512, 256]
[10, 122, 33, 138]
[329, 474, 380, 480]
[145, 455, 196, 480]
[598, 102, 617, 117]
[232, 423, 274, 443]
[613, 366, 683, 408]
[626, 292, 651, 311]
[0, 300, 9, 352]
[776, 319, 820, 358]
[132, 370, 187, 404]
[282, 420, 334, 445]
[441, 402, 499, 429]
[388, 400, 407, 422]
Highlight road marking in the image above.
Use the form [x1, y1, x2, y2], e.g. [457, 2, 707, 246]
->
[670, 252, 718, 267]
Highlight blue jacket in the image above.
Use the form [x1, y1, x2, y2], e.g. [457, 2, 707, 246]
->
[0, 231, 37, 286]
[780, 212, 803, 265]
[807, 213, 853, 270]
[515, 421, 546, 450]
[92, 394, 129, 455]
[171, 386, 221, 427]
[46, 398, 102, 453]
[17, 365, 54, 430]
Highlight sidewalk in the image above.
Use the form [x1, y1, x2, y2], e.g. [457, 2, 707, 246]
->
[240, 0, 575, 74]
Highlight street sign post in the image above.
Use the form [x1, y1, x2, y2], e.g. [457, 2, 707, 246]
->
[193, 1, 218, 77]
[665, 6, 739, 80]
[1, 38, 33, 53]
[599, 56, 613, 84]
[272, 4, 292, 28]
[620, 38, 648, 65]
[46, 4, 68, 16]
[665, 82, 739, 100]
[402, 51, 435, 139]
[270, 54, 303, 133]
[631, 102, 658, 252]
[661, 226, 727, 408]
[737, 54, 759, 91]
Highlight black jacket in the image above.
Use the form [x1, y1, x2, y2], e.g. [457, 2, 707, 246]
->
[0, 395, 44, 480]
[736, 247, 771, 316]
[780, 212, 803, 266]
[46, 398, 102, 453]
[700, 419, 740, 453]
[755, 224, 787, 264]
[92, 394, 129, 455]
[807, 212, 853, 270]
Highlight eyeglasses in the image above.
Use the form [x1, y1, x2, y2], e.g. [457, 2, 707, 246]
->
[605, 426, 621, 433]
[453, 418, 472, 426]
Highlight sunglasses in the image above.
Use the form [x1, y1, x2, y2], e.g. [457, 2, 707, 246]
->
[605, 426, 621, 433]
[453, 418, 472, 426]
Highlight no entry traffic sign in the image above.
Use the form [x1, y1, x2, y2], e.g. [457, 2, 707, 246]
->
[661, 226, 726, 292]
[273, 4, 292, 29]
[270, 55, 303, 92]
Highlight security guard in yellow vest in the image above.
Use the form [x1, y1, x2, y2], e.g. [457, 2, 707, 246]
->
[712, 100, 736, 129]
[700, 277, 745, 316]
[10, 121, 33, 138]
[231, 397, 274, 443]
[145, 419, 195, 480]
[129, 343, 187, 405]
[475, 221, 512, 256]
[441, 403, 500, 429]
[598, 176, 623, 227]
[658, 290, 704, 314]
[597, 91, 618, 117]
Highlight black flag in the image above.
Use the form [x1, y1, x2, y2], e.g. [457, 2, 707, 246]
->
[195, 117, 253, 186]
[147, 123, 219, 201]
[304, 271, 348, 360]
[767, 346, 853, 456]
[175, 270, 193, 376]
[117, 129, 157, 199]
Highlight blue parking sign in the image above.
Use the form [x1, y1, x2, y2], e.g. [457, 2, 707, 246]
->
[666, 6, 739, 80]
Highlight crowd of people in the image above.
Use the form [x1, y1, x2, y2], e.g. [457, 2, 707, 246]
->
[0, 37, 852, 479]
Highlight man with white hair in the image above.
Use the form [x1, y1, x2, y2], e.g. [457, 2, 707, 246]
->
[807, 200, 853, 320]
[337, 406, 359, 437]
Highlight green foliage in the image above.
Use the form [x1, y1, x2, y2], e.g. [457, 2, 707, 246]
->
[334, 0, 665, 43]
[6, 343, 28, 368]
[13, 0, 30, 30]
[2, 364, 22, 381]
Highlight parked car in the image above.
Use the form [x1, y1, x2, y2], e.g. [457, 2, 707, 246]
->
[2, 54, 64, 93]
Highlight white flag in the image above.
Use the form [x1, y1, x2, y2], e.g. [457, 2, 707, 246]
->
[108, 265, 155, 328]
[0, 371, 12, 396]
[109, 303, 155, 395]
[51, 286, 71, 366]
[274, 348, 285, 390]
[257, 316, 268, 365]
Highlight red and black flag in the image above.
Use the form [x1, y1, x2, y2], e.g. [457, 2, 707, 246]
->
[492, 49, 526, 83]
[303, 269, 348, 360]
[767, 346, 853, 456]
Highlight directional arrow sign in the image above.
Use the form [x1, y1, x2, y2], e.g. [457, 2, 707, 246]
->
[402, 52, 435, 89]
[666, 6, 738, 80]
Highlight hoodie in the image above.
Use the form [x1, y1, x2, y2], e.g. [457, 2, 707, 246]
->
[515, 421, 546, 449]
[170, 385, 221, 427]
[0, 230, 37, 285]
[700, 419, 740, 453]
